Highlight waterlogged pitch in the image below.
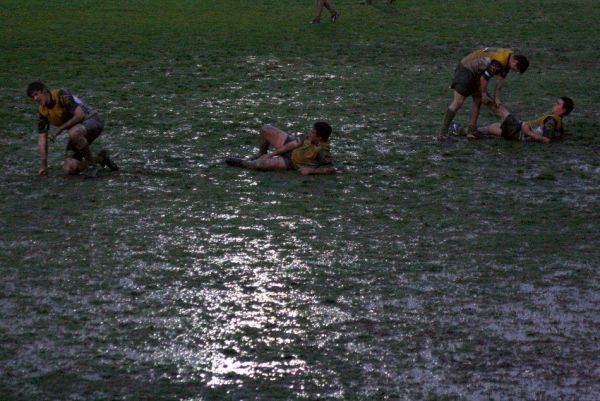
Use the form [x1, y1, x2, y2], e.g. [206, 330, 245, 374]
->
[1, 1, 599, 400]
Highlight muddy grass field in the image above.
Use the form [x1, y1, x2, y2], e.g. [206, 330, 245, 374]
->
[1, 1, 599, 400]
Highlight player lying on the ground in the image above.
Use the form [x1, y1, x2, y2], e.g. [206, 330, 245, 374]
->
[225, 121, 336, 176]
[27, 81, 118, 178]
[449, 97, 574, 144]
[438, 47, 529, 141]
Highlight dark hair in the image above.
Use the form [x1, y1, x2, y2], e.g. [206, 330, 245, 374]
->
[313, 121, 332, 142]
[27, 81, 48, 97]
[560, 96, 574, 116]
[513, 55, 529, 74]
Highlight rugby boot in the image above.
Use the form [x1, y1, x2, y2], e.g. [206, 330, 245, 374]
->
[448, 122, 462, 136]
[98, 149, 119, 171]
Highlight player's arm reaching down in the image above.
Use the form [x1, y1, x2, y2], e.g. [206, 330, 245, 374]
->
[479, 75, 493, 105]
[493, 75, 506, 106]
[38, 130, 49, 176]
[480, 60, 506, 106]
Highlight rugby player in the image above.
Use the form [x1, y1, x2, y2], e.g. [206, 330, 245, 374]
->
[438, 47, 529, 141]
[225, 121, 336, 176]
[27, 81, 118, 177]
[457, 97, 575, 144]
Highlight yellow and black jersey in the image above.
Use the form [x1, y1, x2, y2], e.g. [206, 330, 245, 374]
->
[525, 113, 564, 140]
[291, 135, 333, 169]
[37, 89, 96, 133]
[460, 47, 513, 80]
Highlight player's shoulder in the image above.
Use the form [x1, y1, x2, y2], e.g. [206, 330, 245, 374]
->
[543, 114, 561, 125]
[55, 88, 75, 106]
[56, 88, 72, 97]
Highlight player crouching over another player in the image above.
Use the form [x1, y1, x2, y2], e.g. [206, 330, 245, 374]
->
[225, 121, 336, 176]
[439, 48, 529, 141]
[27, 81, 118, 178]
[451, 97, 574, 144]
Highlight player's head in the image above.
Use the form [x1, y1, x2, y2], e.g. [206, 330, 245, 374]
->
[555, 96, 574, 116]
[27, 81, 50, 105]
[312, 121, 332, 142]
[510, 54, 529, 74]
[26, 81, 49, 97]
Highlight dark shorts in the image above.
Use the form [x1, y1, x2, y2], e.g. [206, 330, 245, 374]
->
[65, 113, 104, 159]
[82, 113, 104, 142]
[280, 135, 296, 170]
[451, 64, 479, 97]
[500, 114, 523, 140]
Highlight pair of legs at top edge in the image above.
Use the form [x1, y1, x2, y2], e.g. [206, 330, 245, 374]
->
[312, 0, 340, 23]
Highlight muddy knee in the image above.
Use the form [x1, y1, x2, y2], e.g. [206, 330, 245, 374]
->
[260, 124, 278, 136]
[62, 158, 82, 175]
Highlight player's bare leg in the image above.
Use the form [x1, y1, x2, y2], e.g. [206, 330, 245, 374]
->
[439, 91, 466, 140]
[253, 125, 290, 159]
[312, 0, 324, 23]
[477, 122, 502, 137]
[323, 1, 339, 22]
[61, 125, 97, 175]
[467, 92, 482, 138]
[243, 156, 289, 171]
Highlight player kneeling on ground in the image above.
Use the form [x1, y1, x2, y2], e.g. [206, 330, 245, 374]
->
[27, 81, 118, 178]
[450, 97, 574, 144]
[225, 121, 336, 176]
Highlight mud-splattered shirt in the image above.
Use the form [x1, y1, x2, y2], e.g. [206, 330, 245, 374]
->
[290, 134, 333, 169]
[460, 47, 513, 80]
[37, 89, 97, 133]
[525, 113, 564, 141]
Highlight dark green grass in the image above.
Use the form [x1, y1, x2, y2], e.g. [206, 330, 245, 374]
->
[1, 1, 599, 400]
